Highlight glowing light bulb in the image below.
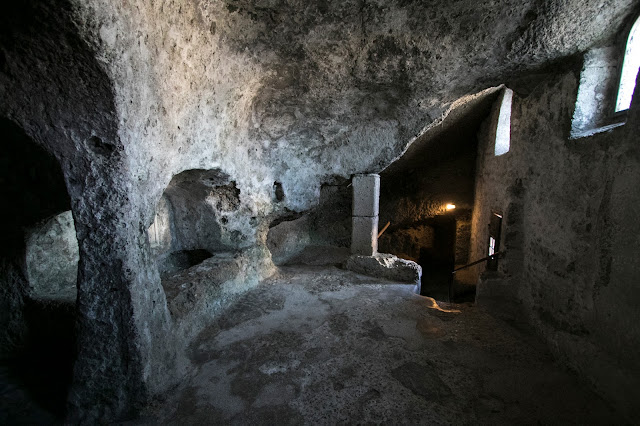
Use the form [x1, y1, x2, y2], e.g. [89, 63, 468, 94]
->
[446, 204, 456, 210]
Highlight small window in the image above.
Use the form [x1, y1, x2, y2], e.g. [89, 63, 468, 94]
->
[488, 237, 496, 256]
[570, 47, 626, 139]
[615, 16, 640, 112]
[495, 88, 513, 156]
[487, 212, 502, 271]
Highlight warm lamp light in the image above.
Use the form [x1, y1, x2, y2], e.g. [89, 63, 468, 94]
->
[446, 204, 456, 210]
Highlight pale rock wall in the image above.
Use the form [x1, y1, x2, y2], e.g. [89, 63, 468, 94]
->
[149, 195, 174, 257]
[73, 0, 637, 227]
[267, 215, 313, 265]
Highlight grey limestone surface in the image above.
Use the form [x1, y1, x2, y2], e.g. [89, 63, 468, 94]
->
[350, 216, 379, 256]
[144, 266, 621, 425]
[25, 211, 79, 302]
[345, 253, 422, 290]
[352, 174, 380, 217]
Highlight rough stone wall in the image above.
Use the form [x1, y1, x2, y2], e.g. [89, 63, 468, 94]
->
[0, 2, 175, 420]
[379, 225, 434, 262]
[311, 182, 353, 249]
[267, 181, 352, 265]
[25, 211, 79, 301]
[469, 90, 522, 286]
[453, 211, 474, 286]
[380, 151, 477, 228]
[0, 260, 27, 360]
[72, 0, 637, 223]
[471, 62, 640, 419]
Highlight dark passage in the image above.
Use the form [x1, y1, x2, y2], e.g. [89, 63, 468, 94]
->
[378, 89, 499, 303]
[7, 299, 76, 419]
[419, 216, 456, 301]
[0, 117, 76, 421]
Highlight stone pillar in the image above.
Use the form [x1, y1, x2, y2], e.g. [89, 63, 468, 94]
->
[351, 174, 380, 255]
[66, 165, 175, 422]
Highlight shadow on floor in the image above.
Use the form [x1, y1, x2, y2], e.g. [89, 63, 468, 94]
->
[1, 297, 76, 424]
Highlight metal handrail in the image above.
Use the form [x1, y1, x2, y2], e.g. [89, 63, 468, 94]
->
[448, 251, 503, 302]
[451, 252, 503, 274]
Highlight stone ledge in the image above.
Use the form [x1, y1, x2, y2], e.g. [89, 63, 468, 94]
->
[344, 253, 422, 293]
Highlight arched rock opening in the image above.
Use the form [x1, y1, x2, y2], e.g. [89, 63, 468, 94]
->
[149, 168, 274, 332]
[151, 168, 241, 278]
[0, 117, 77, 419]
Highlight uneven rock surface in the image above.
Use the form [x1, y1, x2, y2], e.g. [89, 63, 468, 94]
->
[345, 253, 422, 288]
[145, 266, 621, 424]
[25, 211, 79, 302]
[68, 0, 636, 218]
[160, 249, 275, 349]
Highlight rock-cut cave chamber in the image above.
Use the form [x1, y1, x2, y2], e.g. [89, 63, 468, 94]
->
[1, 0, 639, 423]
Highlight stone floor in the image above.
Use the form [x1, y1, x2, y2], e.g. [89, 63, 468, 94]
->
[140, 265, 620, 425]
[0, 265, 622, 424]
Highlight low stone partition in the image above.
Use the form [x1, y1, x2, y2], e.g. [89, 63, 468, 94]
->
[344, 253, 422, 294]
[161, 246, 276, 351]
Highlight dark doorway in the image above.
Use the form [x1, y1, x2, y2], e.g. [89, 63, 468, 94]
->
[418, 216, 456, 300]
[378, 88, 503, 303]
[0, 117, 76, 421]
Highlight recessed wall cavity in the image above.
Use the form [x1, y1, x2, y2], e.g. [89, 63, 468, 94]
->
[1, 118, 76, 341]
[571, 47, 625, 138]
[273, 181, 285, 202]
[0, 117, 77, 418]
[151, 169, 243, 276]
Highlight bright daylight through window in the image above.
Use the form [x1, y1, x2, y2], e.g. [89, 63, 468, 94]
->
[616, 16, 640, 112]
